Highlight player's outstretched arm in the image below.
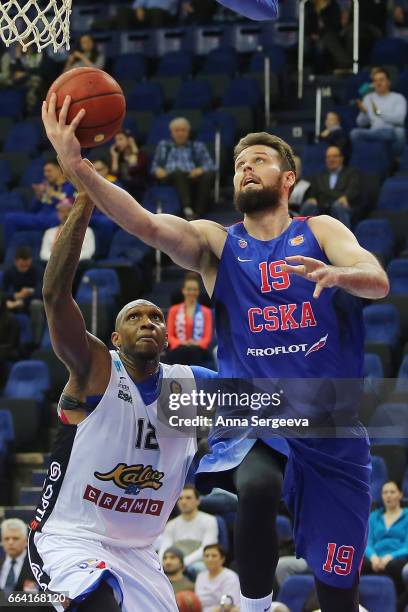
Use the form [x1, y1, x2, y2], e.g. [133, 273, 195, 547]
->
[216, 0, 278, 20]
[281, 216, 390, 299]
[42, 188, 109, 379]
[42, 95, 213, 273]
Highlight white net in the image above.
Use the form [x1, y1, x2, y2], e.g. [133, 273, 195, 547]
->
[0, 0, 72, 52]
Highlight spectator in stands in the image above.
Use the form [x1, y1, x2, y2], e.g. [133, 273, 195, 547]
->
[110, 130, 148, 199]
[0, 519, 39, 596]
[195, 544, 240, 612]
[31, 160, 75, 215]
[132, 0, 179, 27]
[3, 246, 44, 346]
[10, 43, 47, 113]
[0, 291, 20, 388]
[362, 481, 408, 596]
[166, 272, 213, 366]
[163, 547, 195, 595]
[289, 156, 311, 211]
[159, 485, 218, 576]
[64, 34, 105, 72]
[93, 158, 121, 187]
[350, 67, 407, 156]
[152, 117, 215, 219]
[394, 0, 408, 26]
[275, 556, 310, 589]
[304, 0, 342, 72]
[301, 146, 361, 227]
[0, 49, 12, 87]
[182, 0, 218, 23]
[40, 200, 95, 262]
[319, 111, 349, 156]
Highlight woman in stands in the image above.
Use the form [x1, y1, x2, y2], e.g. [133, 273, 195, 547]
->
[64, 34, 105, 72]
[166, 272, 213, 367]
[362, 481, 408, 598]
[109, 130, 149, 199]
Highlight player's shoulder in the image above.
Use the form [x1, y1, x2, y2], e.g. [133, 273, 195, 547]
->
[190, 219, 227, 236]
[190, 366, 218, 380]
[306, 214, 350, 236]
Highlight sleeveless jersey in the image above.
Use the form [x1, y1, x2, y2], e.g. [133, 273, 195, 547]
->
[29, 353, 197, 548]
[213, 219, 364, 379]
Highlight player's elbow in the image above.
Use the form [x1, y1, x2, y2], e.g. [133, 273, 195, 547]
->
[378, 275, 390, 299]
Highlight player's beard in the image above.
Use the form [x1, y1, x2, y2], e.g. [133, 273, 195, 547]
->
[234, 175, 284, 214]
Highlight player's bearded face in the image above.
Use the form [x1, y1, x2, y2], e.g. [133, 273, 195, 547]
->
[234, 173, 284, 213]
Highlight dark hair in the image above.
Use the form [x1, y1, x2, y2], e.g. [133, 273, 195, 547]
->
[14, 246, 32, 260]
[234, 132, 296, 177]
[181, 484, 200, 499]
[115, 129, 133, 139]
[78, 34, 98, 64]
[44, 159, 60, 169]
[203, 543, 226, 558]
[183, 272, 200, 287]
[372, 66, 390, 80]
[382, 480, 402, 492]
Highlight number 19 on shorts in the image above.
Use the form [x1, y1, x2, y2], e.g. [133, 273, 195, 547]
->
[323, 543, 355, 576]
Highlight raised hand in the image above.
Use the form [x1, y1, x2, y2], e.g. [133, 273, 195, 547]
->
[42, 93, 85, 173]
[280, 255, 340, 299]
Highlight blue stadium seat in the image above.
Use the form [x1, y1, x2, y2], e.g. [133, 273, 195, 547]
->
[268, 123, 312, 148]
[301, 144, 327, 179]
[19, 487, 41, 506]
[215, 515, 229, 553]
[0, 90, 24, 119]
[0, 409, 14, 443]
[396, 69, 408, 101]
[370, 38, 408, 71]
[174, 80, 213, 110]
[0, 160, 12, 190]
[359, 575, 397, 612]
[371, 455, 388, 504]
[19, 157, 45, 187]
[369, 403, 408, 448]
[142, 186, 181, 214]
[100, 229, 150, 265]
[363, 353, 383, 395]
[40, 325, 52, 350]
[344, 70, 370, 102]
[222, 77, 261, 108]
[378, 177, 408, 211]
[249, 44, 287, 75]
[201, 47, 238, 76]
[4, 121, 41, 154]
[0, 192, 25, 213]
[198, 111, 236, 147]
[277, 515, 292, 542]
[112, 53, 146, 81]
[395, 354, 408, 393]
[5, 230, 43, 262]
[127, 82, 163, 112]
[146, 114, 173, 145]
[157, 50, 193, 78]
[363, 304, 400, 346]
[32, 468, 47, 487]
[76, 269, 120, 307]
[14, 314, 33, 345]
[350, 141, 390, 177]
[387, 259, 408, 295]
[4, 506, 36, 523]
[4, 360, 50, 402]
[278, 575, 314, 611]
[355, 219, 395, 262]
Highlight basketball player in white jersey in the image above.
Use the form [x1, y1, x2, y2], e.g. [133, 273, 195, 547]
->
[27, 175, 216, 612]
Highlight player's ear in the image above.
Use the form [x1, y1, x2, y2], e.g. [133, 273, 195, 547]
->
[285, 171, 296, 190]
[111, 331, 120, 349]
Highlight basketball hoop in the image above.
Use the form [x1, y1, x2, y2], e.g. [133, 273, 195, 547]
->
[0, 0, 72, 52]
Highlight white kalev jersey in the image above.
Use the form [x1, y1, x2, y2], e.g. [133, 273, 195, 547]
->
[29, 351, 197, 548]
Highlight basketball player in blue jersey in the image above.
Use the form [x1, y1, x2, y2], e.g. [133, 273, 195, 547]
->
[42, 93, 389, 611]
[27, 170, 216, 612]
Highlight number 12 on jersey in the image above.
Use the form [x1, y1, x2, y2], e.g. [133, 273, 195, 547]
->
[135, 418, 159, 450]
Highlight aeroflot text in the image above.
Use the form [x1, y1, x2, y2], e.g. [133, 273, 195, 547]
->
[247, 344, 308, 356]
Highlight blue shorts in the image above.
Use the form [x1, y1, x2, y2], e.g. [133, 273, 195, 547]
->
[196, 427, 371, 589]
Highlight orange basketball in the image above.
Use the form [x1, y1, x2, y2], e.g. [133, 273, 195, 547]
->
[46, 67, 126, 148]
[175, 591, 202, 612]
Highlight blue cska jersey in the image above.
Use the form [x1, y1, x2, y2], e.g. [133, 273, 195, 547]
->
[213, 218, 364, 379]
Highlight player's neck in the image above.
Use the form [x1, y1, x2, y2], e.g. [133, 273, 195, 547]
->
[119, 350, 160, 383]
[244, 206, 291, 241]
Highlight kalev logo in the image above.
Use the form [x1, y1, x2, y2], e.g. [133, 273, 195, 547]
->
[289, 234, 304, 246]
[304, 334, 328, 357]
[94, 463, 164, 492]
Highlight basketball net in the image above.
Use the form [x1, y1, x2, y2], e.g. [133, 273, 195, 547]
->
[0, 0, 72, 52]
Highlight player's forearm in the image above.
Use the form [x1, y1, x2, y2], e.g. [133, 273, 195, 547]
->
[335, 262, 389, 299]
[43, 194, 94, 301]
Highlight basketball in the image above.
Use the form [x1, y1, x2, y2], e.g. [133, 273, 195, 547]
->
[175, 591, 202, 612]
[46, 67, 126, 148]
